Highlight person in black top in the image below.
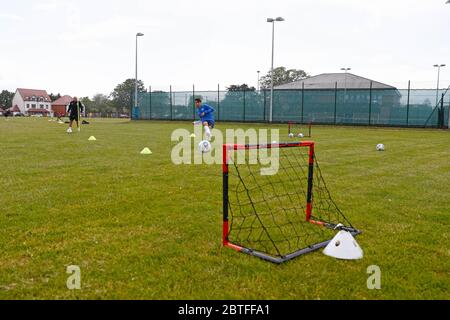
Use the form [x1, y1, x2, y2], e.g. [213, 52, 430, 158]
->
[66, 97, 84, 133]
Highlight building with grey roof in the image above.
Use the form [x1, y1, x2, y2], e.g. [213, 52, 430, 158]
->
[275, 73, 397, 90]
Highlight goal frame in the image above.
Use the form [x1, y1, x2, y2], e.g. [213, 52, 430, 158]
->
[288, 121, 312, 138]
[222, 142, 360, 264]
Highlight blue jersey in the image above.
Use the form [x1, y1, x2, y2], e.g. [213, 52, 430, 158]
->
[198, 104, 215, 122]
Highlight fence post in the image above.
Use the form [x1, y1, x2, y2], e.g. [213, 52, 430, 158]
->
[193, 85, 195, 120]
[217, 84, 220, 121]
[448, 99, 450, 129]
[149, 86, 152, 120]
[263, 90, 267, 122]
[406, 80, 410, 127]
[301, 82, 305, 124]
[334, 82, 337, 125]
[170, 85, 173, 120]
[369, 81, 373, 126]
[439, 93, 445, 128]
[243, 89, 246, 122]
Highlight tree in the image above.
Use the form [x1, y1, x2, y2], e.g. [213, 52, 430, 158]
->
[111, 79, 146, 113]
[227, 84, 256, 92]
[49, 93, 62, 102]
[260, 67, 310, 89]
[0, 90, 14, 109]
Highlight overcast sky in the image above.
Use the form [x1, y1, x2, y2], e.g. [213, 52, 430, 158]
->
[1, 0, 449, 97]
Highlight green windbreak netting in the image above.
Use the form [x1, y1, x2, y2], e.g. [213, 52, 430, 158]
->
[135, 87, 449, 128]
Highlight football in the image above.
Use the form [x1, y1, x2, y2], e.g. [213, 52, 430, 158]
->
[198, 140, 211, 153]
[288, 133, 294, 138]
[376, 143, 385, 151]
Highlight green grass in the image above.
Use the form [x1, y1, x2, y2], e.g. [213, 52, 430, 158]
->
[0, 117, 449, 300]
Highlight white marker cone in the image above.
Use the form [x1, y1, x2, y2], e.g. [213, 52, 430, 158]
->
[323, 231, 363, 260]
[140, 147, 152, 155]
[88, 136, 97, 141]
[190, 133, 196, 138]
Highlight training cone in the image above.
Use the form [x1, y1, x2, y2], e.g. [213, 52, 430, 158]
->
[190, 133, 196, 138]
[88, 136, 97, 141]
[140, 147, 152, 155]
[323, 231, 363, 260]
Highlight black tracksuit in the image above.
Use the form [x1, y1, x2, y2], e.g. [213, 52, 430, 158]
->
[67, 101, 84, 121]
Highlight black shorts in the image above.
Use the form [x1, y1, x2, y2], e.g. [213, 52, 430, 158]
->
[69, 114, 79, 121]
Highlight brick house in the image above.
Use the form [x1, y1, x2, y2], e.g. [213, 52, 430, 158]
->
[11, 88, 52, 116]
[51, 95, 73, 117]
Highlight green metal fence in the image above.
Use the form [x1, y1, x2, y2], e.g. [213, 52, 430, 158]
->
[133, 85, 450, 128]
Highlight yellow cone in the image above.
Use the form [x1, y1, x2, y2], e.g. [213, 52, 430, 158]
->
[140, 147, 152, 155]
[190, 133, 196, 138]
[88, 136, 97, 141]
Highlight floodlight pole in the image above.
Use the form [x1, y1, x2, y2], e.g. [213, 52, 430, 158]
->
[267, 17, 284, 123]
[433, 64, 445, 106]
[341, 67, 351, 105]
[257, 70, 261, 92]
[134, 32, 144, 119]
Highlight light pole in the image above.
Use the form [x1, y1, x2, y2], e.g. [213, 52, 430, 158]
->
[341, 67, 351, 105]
[134, 32, 144, 119]
[257, 71, 261, 91]
[433, 64, 445, 106]
[267, 17, 285, 123]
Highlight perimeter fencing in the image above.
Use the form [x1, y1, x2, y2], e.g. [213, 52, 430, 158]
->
[132, 83, 450, 129]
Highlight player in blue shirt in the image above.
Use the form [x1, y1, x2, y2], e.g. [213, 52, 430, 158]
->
[195, 98, 215, 141]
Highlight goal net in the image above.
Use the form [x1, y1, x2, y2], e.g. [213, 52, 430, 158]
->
[222, 142, 361, 264]
[288, 121, 312, 138]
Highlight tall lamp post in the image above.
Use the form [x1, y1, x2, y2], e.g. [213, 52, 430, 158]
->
[341, 67, 351, 105]
[267, 17, 285, 123]
[257, 70, 261, 92]
[134, 32, 144, 119]
[433, 64, 445, 106]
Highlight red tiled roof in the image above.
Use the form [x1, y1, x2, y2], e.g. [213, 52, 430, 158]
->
[52, 95, 73, 106]
[17, 88, 51, 102]
[11, 105, 20, 112]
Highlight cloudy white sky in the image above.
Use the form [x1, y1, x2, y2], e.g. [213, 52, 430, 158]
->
[1, 0, 449, 97]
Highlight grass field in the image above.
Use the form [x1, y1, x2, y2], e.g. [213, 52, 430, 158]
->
[0, 117, 449, 300]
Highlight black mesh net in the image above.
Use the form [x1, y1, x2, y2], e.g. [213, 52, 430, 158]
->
[226, 144, 355, 259]
[288, 122, 312, 138]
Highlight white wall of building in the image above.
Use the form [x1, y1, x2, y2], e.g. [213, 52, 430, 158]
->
[12, 90, 24, 113]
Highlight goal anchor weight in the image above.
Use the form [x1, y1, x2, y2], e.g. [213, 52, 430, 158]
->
[323, 230, 363, 260]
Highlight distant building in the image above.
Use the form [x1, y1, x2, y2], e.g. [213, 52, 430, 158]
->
[275, 73, 397, 90]
[52, 95, 73, 117]
[273, 73, 401, 124]
[12, 88, 52, 116]
[11, 105, 21, 115]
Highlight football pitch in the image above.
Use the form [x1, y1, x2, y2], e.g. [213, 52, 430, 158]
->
[0, 117, 449, 300]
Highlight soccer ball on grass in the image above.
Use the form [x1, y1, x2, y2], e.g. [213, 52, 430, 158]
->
[198, 140, 211, 153]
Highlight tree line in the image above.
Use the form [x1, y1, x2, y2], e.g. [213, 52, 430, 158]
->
[0, 67, 308, 113]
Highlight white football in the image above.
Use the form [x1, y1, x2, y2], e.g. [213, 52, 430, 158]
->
[376, 143, 385, 151]
[298, 133, 304, 138]
[198, 140, 211, 153]
[288, 133, 294, 138]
